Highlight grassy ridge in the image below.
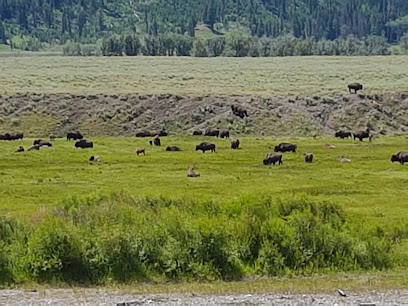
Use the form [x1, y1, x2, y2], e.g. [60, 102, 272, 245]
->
[1, 56, 408, 95]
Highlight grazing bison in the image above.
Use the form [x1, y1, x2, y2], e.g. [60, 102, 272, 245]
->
[391, 151, 408, 165]
[204, 128, 220, 137]
[166, 146, 182, 151]
[135, 148, 145, 156]
[274, 142, 297, 153]
[231, 139, 240, 149]
[353, 129, 371, 141]
[348, 82, 363, 93]
[27, 145, 40, 151]
[196, 142, 216, 153]
[15, 146, 24, 153]
[75, 139, 93, 149]
[220, 130, 230, 139]
[135, 130, 151, 137]
[338, 156, 351, 163]
[89, 155, 101, 163]
[263, 153, 283, 166]
[335, 130, 352, 139]
[231, 104, 248, 118]
[187, 167, 200, 177]
[193, 130, 203, 136]
[304, 153, 313, 163]
[67, 131, 83, 141]
[9, 132, 24, 140]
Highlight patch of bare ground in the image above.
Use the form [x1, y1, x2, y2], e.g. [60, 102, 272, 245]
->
[0, 92, 407, 137]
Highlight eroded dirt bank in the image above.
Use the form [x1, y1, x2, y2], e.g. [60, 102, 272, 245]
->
[0, 92, 408, 137]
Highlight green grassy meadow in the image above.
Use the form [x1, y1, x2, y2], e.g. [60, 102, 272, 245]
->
[1, 135, 407, 225]
[1, 56, 408, 96]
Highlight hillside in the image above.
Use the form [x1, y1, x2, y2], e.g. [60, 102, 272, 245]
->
[1, 0, 408, 51]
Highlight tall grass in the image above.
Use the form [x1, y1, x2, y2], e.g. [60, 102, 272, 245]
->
[0, 192, 405, 285]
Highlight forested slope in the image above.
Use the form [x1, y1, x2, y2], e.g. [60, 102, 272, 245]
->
[1, 0, 408, 47]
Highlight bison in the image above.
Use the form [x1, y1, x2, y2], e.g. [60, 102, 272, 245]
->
[15, 146, 24, 153]
[67, 131, 83, 141]
[89, 155, 101, 163]
[151, 130, 168, 137]
[9, 132, 23, 140]
[338, 156, 351, 163]
[187, 167, 200, 177]
[204, 128, 220, 137]
[34, 139, 52, 147]
[231, 139, 240, 149]
[220, 130, 230, 139]
[391, 151, 408, 165]
[274, 142, 297, 153]
[348, 82, 363, 94]
[75, 139, 93, 149]
[149, 135, 161, 146]
[49, 134, 56, 141]
[335, 130, 352, 139]
[196, 142, 216, 153]
[263, 153, 283, 166]
[135, 130, 151, 137]
[231, 104, 248, 118]
[135, 148, 145, 156]
[353, 129, 371, 141]
[304, 153, 313, 163]
[193, 130, 203, 136]
[166, 146, 182, 151]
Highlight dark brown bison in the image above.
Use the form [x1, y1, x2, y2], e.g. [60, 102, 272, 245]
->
[304, 153, 313, 163]
[187, 167, 200, 177]
[196, 142, 216, 153]
[67, 131, 83, 141]
[348, 82, 363, 93]
[231, 139, 240, 149]
[15, 146, 24, 153]
[391, 151, 408, 165]
[151, 130, 168, 137]
[49, 134, 56, 141]
[274, 142, 297, 153]
[1, 132, 24, 140]
[166, 146, 182, 151]
[220, 130, 230, 139]
[149, 136, 161, 146]
[353, 129, 371, 141]
[204, 128, 220, 137]
[193, 130, 203, 136]
[27, 145, 40, 151]
[335, 130, 352, 139]
[231, 104, 248, 118]
[135, 130, 151, 137]
[263, 153, 283, 165]
[34, 139, 52, 147]
[75, 139, 93, 149]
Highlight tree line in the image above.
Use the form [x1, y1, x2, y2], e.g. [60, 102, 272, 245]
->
[62, 32, 408, 57]
[0, 0, 408, 49]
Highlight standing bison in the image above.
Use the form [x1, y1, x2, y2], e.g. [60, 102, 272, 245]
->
[263, 153, 283, 165]
[220, 130, 230, 139]
[75, 139, 93, 149]
[348, 82, 363, 93]
[304, 153, 313, 163]
[149, 135, 161, 146]
[231, 104, 248, 118]
[196, 142, 216, 153]
[353, 129, 371, 141]
[67, 131, 83, 141]
[391, 151, 408, 165]
[231, 139, 240, 149]
[204, 128, 220, 137]
[335, 130, 352, 139]
[274, 142, 297, 153]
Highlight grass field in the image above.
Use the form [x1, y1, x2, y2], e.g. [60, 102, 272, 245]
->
[1, 135, 407, 224]
[1, 56, 408, 96]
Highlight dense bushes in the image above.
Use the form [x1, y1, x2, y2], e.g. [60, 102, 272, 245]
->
[0, 193, 405, 285]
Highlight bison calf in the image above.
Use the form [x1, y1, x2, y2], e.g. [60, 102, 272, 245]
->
[136, 148, 145, 156]
[187, 167, 200, 177]
[15, 146, 24, 153]
[304, 153, 313, 163]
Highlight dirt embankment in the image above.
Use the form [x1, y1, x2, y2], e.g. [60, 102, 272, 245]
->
[0, 92, 407, 137]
